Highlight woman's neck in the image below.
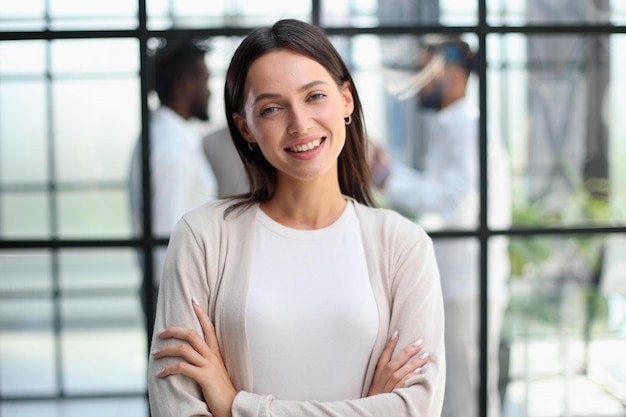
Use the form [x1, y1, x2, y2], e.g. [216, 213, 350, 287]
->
[260, 181, 347, 230]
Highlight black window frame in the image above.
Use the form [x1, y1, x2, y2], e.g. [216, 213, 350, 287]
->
[1, 1, 626, 416]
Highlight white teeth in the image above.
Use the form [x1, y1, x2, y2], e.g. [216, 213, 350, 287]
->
[289, 138, 322, 153]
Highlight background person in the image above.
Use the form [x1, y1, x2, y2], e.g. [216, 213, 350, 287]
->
[148, 19, 446, 417]
[372, 37, 512, 417]
[129, 38, 218, 312]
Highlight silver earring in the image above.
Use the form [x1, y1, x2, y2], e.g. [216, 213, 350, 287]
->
[344, 115, 352, 125]
[248, 142, 256, 151]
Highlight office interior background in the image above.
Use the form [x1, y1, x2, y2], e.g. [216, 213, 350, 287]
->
[1, 0, 625, 416]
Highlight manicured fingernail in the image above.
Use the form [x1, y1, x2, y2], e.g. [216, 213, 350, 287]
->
[413, 367, 422, 374]
[418, 351, 430, 360]
[192, 297, 200, 307]
[412, 339, 423, 347]
[157, 368, 165, 377]
[150, 349, 160, 356]
[391, 330, 399, 341]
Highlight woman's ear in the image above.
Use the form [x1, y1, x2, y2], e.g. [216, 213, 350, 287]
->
[232, 112, 255, 144]
[341, 81, 355, 118]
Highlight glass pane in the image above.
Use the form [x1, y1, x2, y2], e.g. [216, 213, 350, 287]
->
[489, 235, 512, 417]
[147, 0, 309, 30]
[322, 0, 377, 26]
[0, 398, 148, 417]
[52, 78, 140, 183]
[48, 0, 137, 30]
[610, 35, 626, 223]
[487, 0, 615, 26]
[1, 192, 51, 238]
[0, 0, 45, 31]
[0, 250, 52, 293]
[0, 0, 137, 31]
[205, 40, 234, 124]
[57, 189, 131, 238]
[234, 0, 310, 24]
[0, 80, 48, 184]
[0, 40, 46, 75]
[502, 234, 626, 416]
[60, 296, 146, 394]
[440, 0, 478, 25]
[50, 39, 139, 74]
[59, 249, 141, 291]
[613, 0, 626, 24]
[323, 0, 477, 26]
[487, 33, 626, 228]
[146, 0, 227, 29]
[49, 39, 140, 187]
[0, 299, 57, 396]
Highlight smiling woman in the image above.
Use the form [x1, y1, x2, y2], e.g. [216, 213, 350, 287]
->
[147, 18, 445, 417]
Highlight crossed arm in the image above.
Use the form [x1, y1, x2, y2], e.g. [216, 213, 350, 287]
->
[151, 298, 432, 417]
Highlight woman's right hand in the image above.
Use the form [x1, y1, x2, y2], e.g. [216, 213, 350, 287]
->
[152, 298, 237, 417]
[366, 331, 430, 396]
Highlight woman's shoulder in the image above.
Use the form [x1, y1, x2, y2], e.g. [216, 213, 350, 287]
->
[352, 201, 430, 241]
[181, 198, 257, 230]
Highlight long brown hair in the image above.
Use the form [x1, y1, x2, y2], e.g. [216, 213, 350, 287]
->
[224, 19, 375, 215]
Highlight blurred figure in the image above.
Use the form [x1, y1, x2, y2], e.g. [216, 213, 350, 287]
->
[203, 126, 249, 197]
[129, 38, 218, 311]
[372, 37, 511, 417]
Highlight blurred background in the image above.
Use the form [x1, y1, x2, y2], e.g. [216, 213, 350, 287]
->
[0, 0, 625, 416]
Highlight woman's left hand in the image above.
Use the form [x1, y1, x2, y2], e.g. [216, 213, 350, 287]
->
[367, 331, 430, 396]
[152, 298, 237, 417]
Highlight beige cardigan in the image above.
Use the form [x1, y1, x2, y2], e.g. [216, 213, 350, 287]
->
[148, 199, 445, 417]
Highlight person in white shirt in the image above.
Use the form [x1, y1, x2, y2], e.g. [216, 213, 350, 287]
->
[129, 39, 218, 312]
[372, 38, 512, 417]
[147, 19, 446, 417]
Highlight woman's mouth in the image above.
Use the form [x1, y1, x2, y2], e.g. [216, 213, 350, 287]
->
[287, 137, 325, 153]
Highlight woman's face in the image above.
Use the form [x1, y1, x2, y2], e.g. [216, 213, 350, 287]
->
[233, 49, 353, 185]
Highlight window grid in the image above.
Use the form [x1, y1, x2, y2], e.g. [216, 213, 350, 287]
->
[1, 1, 626, 417]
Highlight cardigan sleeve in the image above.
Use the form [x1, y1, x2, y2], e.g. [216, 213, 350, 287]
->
[148, 218, 216, 417]
[231, 213, 446, 417]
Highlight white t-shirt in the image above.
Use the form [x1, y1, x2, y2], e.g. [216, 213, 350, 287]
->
[246, 201, 379, 401]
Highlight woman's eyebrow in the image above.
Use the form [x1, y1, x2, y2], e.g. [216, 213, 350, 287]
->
[298, 80, 328, 92]
[253, 80, 329, 106]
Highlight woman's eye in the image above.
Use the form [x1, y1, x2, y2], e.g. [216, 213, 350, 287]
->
[261, 106, 279, 116]
[310, 93, 326, 101]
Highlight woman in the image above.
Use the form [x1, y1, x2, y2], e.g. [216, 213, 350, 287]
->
[148, 19, 445, 417]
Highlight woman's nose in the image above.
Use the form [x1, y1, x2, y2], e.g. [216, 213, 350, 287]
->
[287, 105, 312, 134]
